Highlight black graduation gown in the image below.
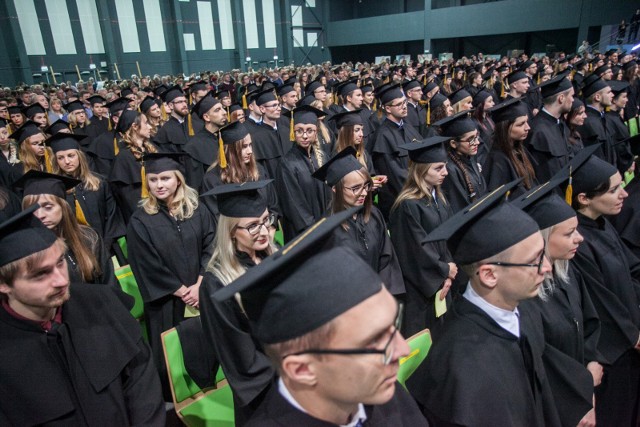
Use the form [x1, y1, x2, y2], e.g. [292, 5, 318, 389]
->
[406, 297, 561, 427]
[371, 119, 422, 219]
[327, 106, 376, 151]
[608, 174, 640, 258]
[405, 101, 427, 136]
[64, 178, 126, 248]
[85, 116, 109, 139]
[473, 116, 495, 166]
[183, 127, 218, 190]
[482, 147, 539, 197]
[127, 203, 216, 392]
[275, 145, 331, 242]
[245, 380, 428, 427]
[250, 122, 290, 180]
[331, 207, 405, 296]
[572, 212, 640, 427]
[389, 197, 453, 336]
[604, 110, 634, 173]
[108, 146, 155, 223]
[526, 110, 573, 183]
[66, 228, 117, 288]
[441, 153, 487, 213]
[0, 186, 21, 222]
[153, 116, 189, 153]
[0, 284, 165, 426]
[199, 257, 275, 423]
[85, 130, 124, 177]
[577, 107, 617, 167]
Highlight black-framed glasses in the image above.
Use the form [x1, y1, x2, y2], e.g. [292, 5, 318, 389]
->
[294, 128, 317, 137]
[264, 103, 281, 109]
[344, 180, 373, 196]
[283, 303, 404, 366]
[388, 99, 408, 108]
[235, 213, 277, 236]
[457, 133, 480, 146]
[485, 243, 547, 274]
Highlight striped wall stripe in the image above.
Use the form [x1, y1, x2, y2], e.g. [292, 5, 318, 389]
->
[75, 0, 105, 54]
[143, 0, 166, 52]
[262, 0, 277, 48]
[14, 0, 46, 55]
[197, 1, 216, 50]
[114, 0, 141, 53]
[217, 0, 235, 49]
[243, 0, 259, 49]
[45, 0, 77, 54]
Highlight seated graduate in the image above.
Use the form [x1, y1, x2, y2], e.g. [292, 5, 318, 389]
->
[389, 136, 458, 335]
[212, 208, 428, 426]
[568, 150, 640, 427]
[609, 151, 640, 258]
[0, 207, 164, 425]
[9, 121, 53, 182]
[406, 180, 561, 427]
[16, 171, 115, 287]
[126, 152, 215, 397]
[199, 181, 278, 425]
[470, 89, 496, 166]
[312, 147, 404, 297]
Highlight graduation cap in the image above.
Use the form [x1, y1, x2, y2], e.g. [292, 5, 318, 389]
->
[592, 64, 611, 76]
[399, 136, 449, 163]
[581, 77, 609, 99]
[21, 103, 45, 119]
[472, 89, 492, 108]
[277, 84, 296, 97]
[220, 120, 249, 144]
[87, 95, 106, 106]
[229, 104, 243, 114]
[0, 205, 58, 267]
[254, 88, 278, 106]
[13, 170, 80, 199]
[305, 80, 324, 95]
[401, 79, 422, 93]
[430, 93, 448, 110]
[425, 179, 540, 265]
[296, 94, 316, 107]
[261, 81, 277, 92]
[424, 81, 439, 93]
[433, 110, 477, 138]
[143, 152, 187, 175]
[9, 121, 42, 143]
[448, 88, 472, 106]
[569, 146, 618, 195]
[511, 172, 575, 229]
[7, 106, 23, 116]
[328, 109, 364, 129]
[336, 78, 360, 98]
[214, 89, 231, 100]
[153, 85, 169, 98]
[496, 65, 510, 74]
[571, 98, 584, 112]
[105, 97, 131, 115]
[506, 70, 528, 84]
[283, 105, 326, 141]
[64, 100, 85, 113]
[212, 206, 383, 344]
[192, 93, 221, 119]
[45, 133, 85, 154]
[200, 180, 272, 218]
[538, 75, 573, 99]
[116, 110, 138, 134]
[312, 146, 362, 186]
[160, 85, 185, 103]
[189, 80, 209, 94]
[376, 83, 404, 105]
[282, 77, 297, 86]
[608, 80, 630, 96]
[139, 96, 159, 114]
[518, 60, 534, 71]
[489, 98, 529, 123]
[622, 61, 637, 72]
[246, 88, 262, 104]
[120, 87, 134, 98]
[482, 67, 496, 80]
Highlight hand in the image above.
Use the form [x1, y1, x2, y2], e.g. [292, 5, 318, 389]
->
[447, 263, 458, 280]
[577, 408, 596, 427]
[586, 361, 603, 387]
[182, 283, 200, 308]
[372, 175, 388, 189]
[440, 278, 452, 300]
[173, 285, 188, 298]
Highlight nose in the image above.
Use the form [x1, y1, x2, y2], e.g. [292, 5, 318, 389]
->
[392, 333, 411, 361]
[52, 262, 69, 288]
[540, 255, 552, 275]
[621, 188, 628, 199]
[34, 208, 47, 222]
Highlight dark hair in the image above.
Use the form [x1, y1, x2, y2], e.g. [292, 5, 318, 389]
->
[571, 179, 610, 210]
[218, 135, 260, 183]
[493, 118, 536, 190]
[431, 103, 449, 123]
[331, 167, 372, 228]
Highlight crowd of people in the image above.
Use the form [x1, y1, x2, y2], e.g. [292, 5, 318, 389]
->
[0, 42, 639, 426]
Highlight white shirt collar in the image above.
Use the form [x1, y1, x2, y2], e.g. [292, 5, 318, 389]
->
[463, 283, 520, 337]
[278, 378, 367, 426]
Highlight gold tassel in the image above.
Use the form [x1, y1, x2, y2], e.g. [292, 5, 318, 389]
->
[570, 70, 576, 80]
[500, 80, 505, 99]
[113, 137, 119, 155]
[289, 116, 295, 141]
[140, 164, 149, 198]
[218, 133, 227, 168]
[423, 74, 427, 85]
[242, 93, 248, 109]
[537, 73, 541, 85]
[427, 101, 431, 125]
[108, 119, 112, 131]
[161, 103, 168, 121]
[226, 106, 230, 122]
[44, 149, 53, 172]
[188, 113, 195, 136]
[74, 196, 89, 225]
[372, 98, 377, 112]
[565, 167, 573, 205]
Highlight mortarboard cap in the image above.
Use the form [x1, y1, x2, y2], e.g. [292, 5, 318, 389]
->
[254, 88, 278, 106]
[277, 84, 296, 97]
[284, 105, 327, 126]
[448, 88, 472, 106]
[305, 80, 324, 95]
[336, 78, 360, 98]
[64, 100, 85, 113]
[511, 172, 575, 229]
[143, 152, 187, 175]
[401, 80, 422, 93]
[622, 61, 637, 72]
[87, 95, 106, 106]
[472, 89, 492, 108]
[581, 77, 610, 99]
[429, 93, 448, 110]
[21, 103, 45, 119]
[215, 89, 231, 99]
[296, 94, 316, 107]
[200, 180, 272, 218]
[160, 85, 185, 103]
[116, 110, 138, 133]
[105, 97, 131, 115]
[120, 87, 134, 98]
[592, 64, 611, 76]
[193, 93, 221, 119]
[328, 109, 364, 129]
[0, 205, 58, 267]
[45, 133, 85, 153]
[220, 120, 250, 145]
[189, 80, 209, 94]
[399, 136, 449, 163]
[312, 147, 363, 187]
[8, 106, 23, 116]
[433, 110, 477, 137]
[489, 98, 529, 123]
[9, 121, 42, 143]
[538, 75, 573, 99]
[608, 80, 630, 96]
[569, 147, 618, 195]
[139, 96, 159, 114]
[506, 70, 528, 84]
[13, 170, 80, 199]
[376, 83, 404, 105]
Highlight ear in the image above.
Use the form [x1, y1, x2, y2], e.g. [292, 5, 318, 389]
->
[576, 192, 590, 206]
[0, 283, 12, 298]
[281, 354, 319, 387]
[331, 186, 336, 194]
[448, 139, 457, 150]
[476, 264, 498, 290]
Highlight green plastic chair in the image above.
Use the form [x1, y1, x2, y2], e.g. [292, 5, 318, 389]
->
[397, 329, 432, 389]
[162, 328, 234, 426]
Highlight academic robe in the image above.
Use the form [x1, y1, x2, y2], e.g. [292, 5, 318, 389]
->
[482, 147, 539, 197]
[127, 203, 216, 396]
[108, 146, 155, 223]
[331, 207, 405, 296]
[473, 116, 495, 167]
[608, 174, 640, 258]
[327, 106, 375, 151]
[441, 153, 487, 213]
[407, 297, 561, 427]
[66, 228, 117, 289]
[0, 186, 21, 222]
[245, 380, 428, 427]
[250, 122, 291, 180]
[526, 110, 573, 183]
[199, 257, 276, 424]
[153, 116, 189, 153]
[85, 130, 125, 178]
[0, 284, 165, 426]
[64, 177, 126, 248]
[85, 116, 110, 139]
[389, 197, 453, 336]
[183, 127, 219, 190]
[604, 110, 634, 173]
[275, 145, 331, 242]
[371, 119, 422, 219]
[577, 107, 617, 167]
[405, 101, 427, 136]
[572, 212, 640, 427]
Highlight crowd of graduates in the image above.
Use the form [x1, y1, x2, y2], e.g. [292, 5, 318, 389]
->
[0, 43, 639, 426]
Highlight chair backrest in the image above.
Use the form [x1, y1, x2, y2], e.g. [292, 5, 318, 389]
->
[162, 327, 205, 404]
[115, 265, 144, 319]
[397, 328, 432, 388]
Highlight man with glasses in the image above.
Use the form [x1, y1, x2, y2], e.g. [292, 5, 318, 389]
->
[212, 208, 427, 426]
[250, 88, 291, 180]
[370, 83, 422, 219]
[407, 180, 559, 427]
[402, 79, 427, 135]
[153, 85, 190, 153]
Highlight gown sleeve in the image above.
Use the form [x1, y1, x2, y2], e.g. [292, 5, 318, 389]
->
[275, 161, 316, 234]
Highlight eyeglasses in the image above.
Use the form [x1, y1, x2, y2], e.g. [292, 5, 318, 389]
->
[283, 303, 404, 366]
[294, 128, 317, 137]
[264, 103, 281, 109]
[485, 243, 547, 275]
[458, 134, 480, 146]
[344, 180, 373, 196]
[388, 99, 408, 108]
[235, 213, 277, 236]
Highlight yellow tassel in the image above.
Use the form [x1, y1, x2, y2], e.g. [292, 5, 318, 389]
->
[137, 105, 141, 113]
[565, 167, 573, 205]
[427, 101, 431, 125]
[500, 80, 505, 99]
[140, 164, 149, 198]
[108, 119, 112, 131]
[289, 116, 295, 142]
[188, 113, 195, 136]
[226, 106, 230, 122]
[161, 103, 168, 121]
[423, 74, 427, 86]
[537, 74, 541, 85]
[113, 137, 119, 155]
[44, 149, 53, 172]
[372, 98, 377, 112]
[242, 93, 248, 109]
[218, 133, 227, 168]
[570, 69, 576, 81]
[74, 196, 89, 225]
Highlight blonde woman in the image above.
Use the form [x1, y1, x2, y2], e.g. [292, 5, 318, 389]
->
[389, 137, 458, 336]
[10, 121, 52, 177]
[64, 100, 90, 136]
[127, 152, 215, 396]
[199, 181, 277, 424]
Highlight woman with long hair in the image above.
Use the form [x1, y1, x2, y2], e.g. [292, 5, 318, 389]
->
[108, 110, 157, 222]
[48, 97, 65, 123]
[425, 93, 453, 137]
[64, 100, 90, 137]
[437, 111, 487, 213]
[483, 98, 538, 196]
[448, 88, 474, 114]
[565, 99, 586, 155]
[330, 109, 375, 173]
[471, 89, 496, 165]
[310, 98, 334, 154]
[0, 118, 19, 167]
[10, 121, 53, 176]
[389, 137, 458, 335]
[48, 133, 126, 248]
[17, 171, 114, 286]
[199, 181, 277, 424]
[140, 95, 163, 137]
[127, 152, 215, 399]
[313, 147, 404, 296]
[568, 153, 640, 427]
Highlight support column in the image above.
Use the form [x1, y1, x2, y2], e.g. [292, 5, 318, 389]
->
[96, 0, 119, 78]
[234, 0, 247, 71]
[576, 0, 590, 50]
[423, 0, 432, 55]
[282, 0, 294, 66]
[171, 0, 189, 75]
[4, 0, 33, 85]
